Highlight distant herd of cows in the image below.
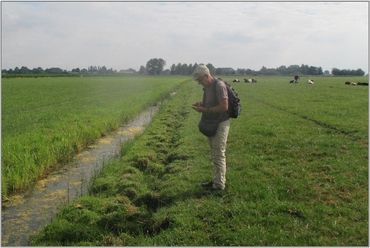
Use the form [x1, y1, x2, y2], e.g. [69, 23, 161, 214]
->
[230, 77, 368, 86]
[232, 78, 257, 83]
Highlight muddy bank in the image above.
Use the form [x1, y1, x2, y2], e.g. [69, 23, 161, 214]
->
[1, 104, 160, 246]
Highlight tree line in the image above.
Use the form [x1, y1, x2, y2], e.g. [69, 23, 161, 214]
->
[2, 58, 365, 77]
[2, 66, 118, 76]
[331, 68, 365, 76]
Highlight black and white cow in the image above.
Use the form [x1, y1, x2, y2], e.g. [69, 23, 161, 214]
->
[244, 78, 257, 83]
[290, 75, 300, 84]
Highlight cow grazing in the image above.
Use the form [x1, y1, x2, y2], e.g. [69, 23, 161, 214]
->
[290, 76, 300, 84]
[357, 82, 369, 86]
[308, 79, 315, 84]
[244, 78, 257, 83]
[345, 81, 362, 86]
[232, 79, 240, 83]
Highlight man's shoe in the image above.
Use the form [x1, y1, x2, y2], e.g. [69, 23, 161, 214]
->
[204, 186, 224, 196]
[201, 181, 214, 189]
[210, 185, 224, 191]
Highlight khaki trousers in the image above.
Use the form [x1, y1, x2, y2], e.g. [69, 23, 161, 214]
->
[208, 119, 230, 189]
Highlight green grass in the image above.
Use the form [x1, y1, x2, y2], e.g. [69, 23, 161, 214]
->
[30, 76, 368, 246]
[2, 76, 186, 197]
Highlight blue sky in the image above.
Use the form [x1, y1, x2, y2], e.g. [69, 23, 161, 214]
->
[2, 2, 368, 72]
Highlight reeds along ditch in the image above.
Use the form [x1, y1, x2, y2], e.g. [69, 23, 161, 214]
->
[31, 82, 194, 246]
[1, 76, 186, 198]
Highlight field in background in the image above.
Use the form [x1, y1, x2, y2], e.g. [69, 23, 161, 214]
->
[2, 76, 187, 197]
[31, 76, 368, 245]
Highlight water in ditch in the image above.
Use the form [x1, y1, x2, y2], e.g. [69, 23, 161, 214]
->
[1, 104, 160, 246]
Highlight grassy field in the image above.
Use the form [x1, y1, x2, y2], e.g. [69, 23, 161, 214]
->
[30, 76, 368, 246]
[2, 76, 186, 197]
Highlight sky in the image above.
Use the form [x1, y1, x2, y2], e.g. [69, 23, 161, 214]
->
[2, 1, 368, 72]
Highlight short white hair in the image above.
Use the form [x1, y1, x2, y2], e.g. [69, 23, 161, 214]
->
[192, 64, 210, 80]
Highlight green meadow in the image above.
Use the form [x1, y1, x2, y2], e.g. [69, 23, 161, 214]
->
[30, 76, 368, 246]
[1, 76, 186, 197]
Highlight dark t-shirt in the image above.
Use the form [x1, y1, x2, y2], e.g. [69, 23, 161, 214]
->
[202, 78, 229, 121]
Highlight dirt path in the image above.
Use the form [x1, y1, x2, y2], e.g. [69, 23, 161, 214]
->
[1, 104, 160, 246]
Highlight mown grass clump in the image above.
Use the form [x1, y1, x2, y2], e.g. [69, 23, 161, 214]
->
[31, 76, 368, 246]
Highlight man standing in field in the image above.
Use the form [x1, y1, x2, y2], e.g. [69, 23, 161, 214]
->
[192, 64, 230, 191]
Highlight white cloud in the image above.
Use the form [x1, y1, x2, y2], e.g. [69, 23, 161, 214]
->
[2, 2, 368, 72]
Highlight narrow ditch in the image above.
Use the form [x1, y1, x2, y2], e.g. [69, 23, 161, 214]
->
[101, 100, 193, 241]
[1, 103, 162, 246]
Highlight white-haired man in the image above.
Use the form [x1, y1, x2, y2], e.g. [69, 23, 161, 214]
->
[192, 64, 230, 191]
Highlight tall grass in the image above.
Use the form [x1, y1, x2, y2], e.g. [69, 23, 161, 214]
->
[31, 76, 368, 245]
[2, 76, 186, 197]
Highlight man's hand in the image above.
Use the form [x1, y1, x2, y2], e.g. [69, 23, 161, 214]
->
[192, 102, 206, 113]
[192, 99, 228, 113]
[192, 105, 207, 113]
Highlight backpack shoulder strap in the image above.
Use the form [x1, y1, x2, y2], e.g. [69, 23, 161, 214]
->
[213, 78, 222, 99]
[214, 77, 225, 89]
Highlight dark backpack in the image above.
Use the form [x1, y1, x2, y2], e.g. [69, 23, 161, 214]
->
[216, 78, 241, 118]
